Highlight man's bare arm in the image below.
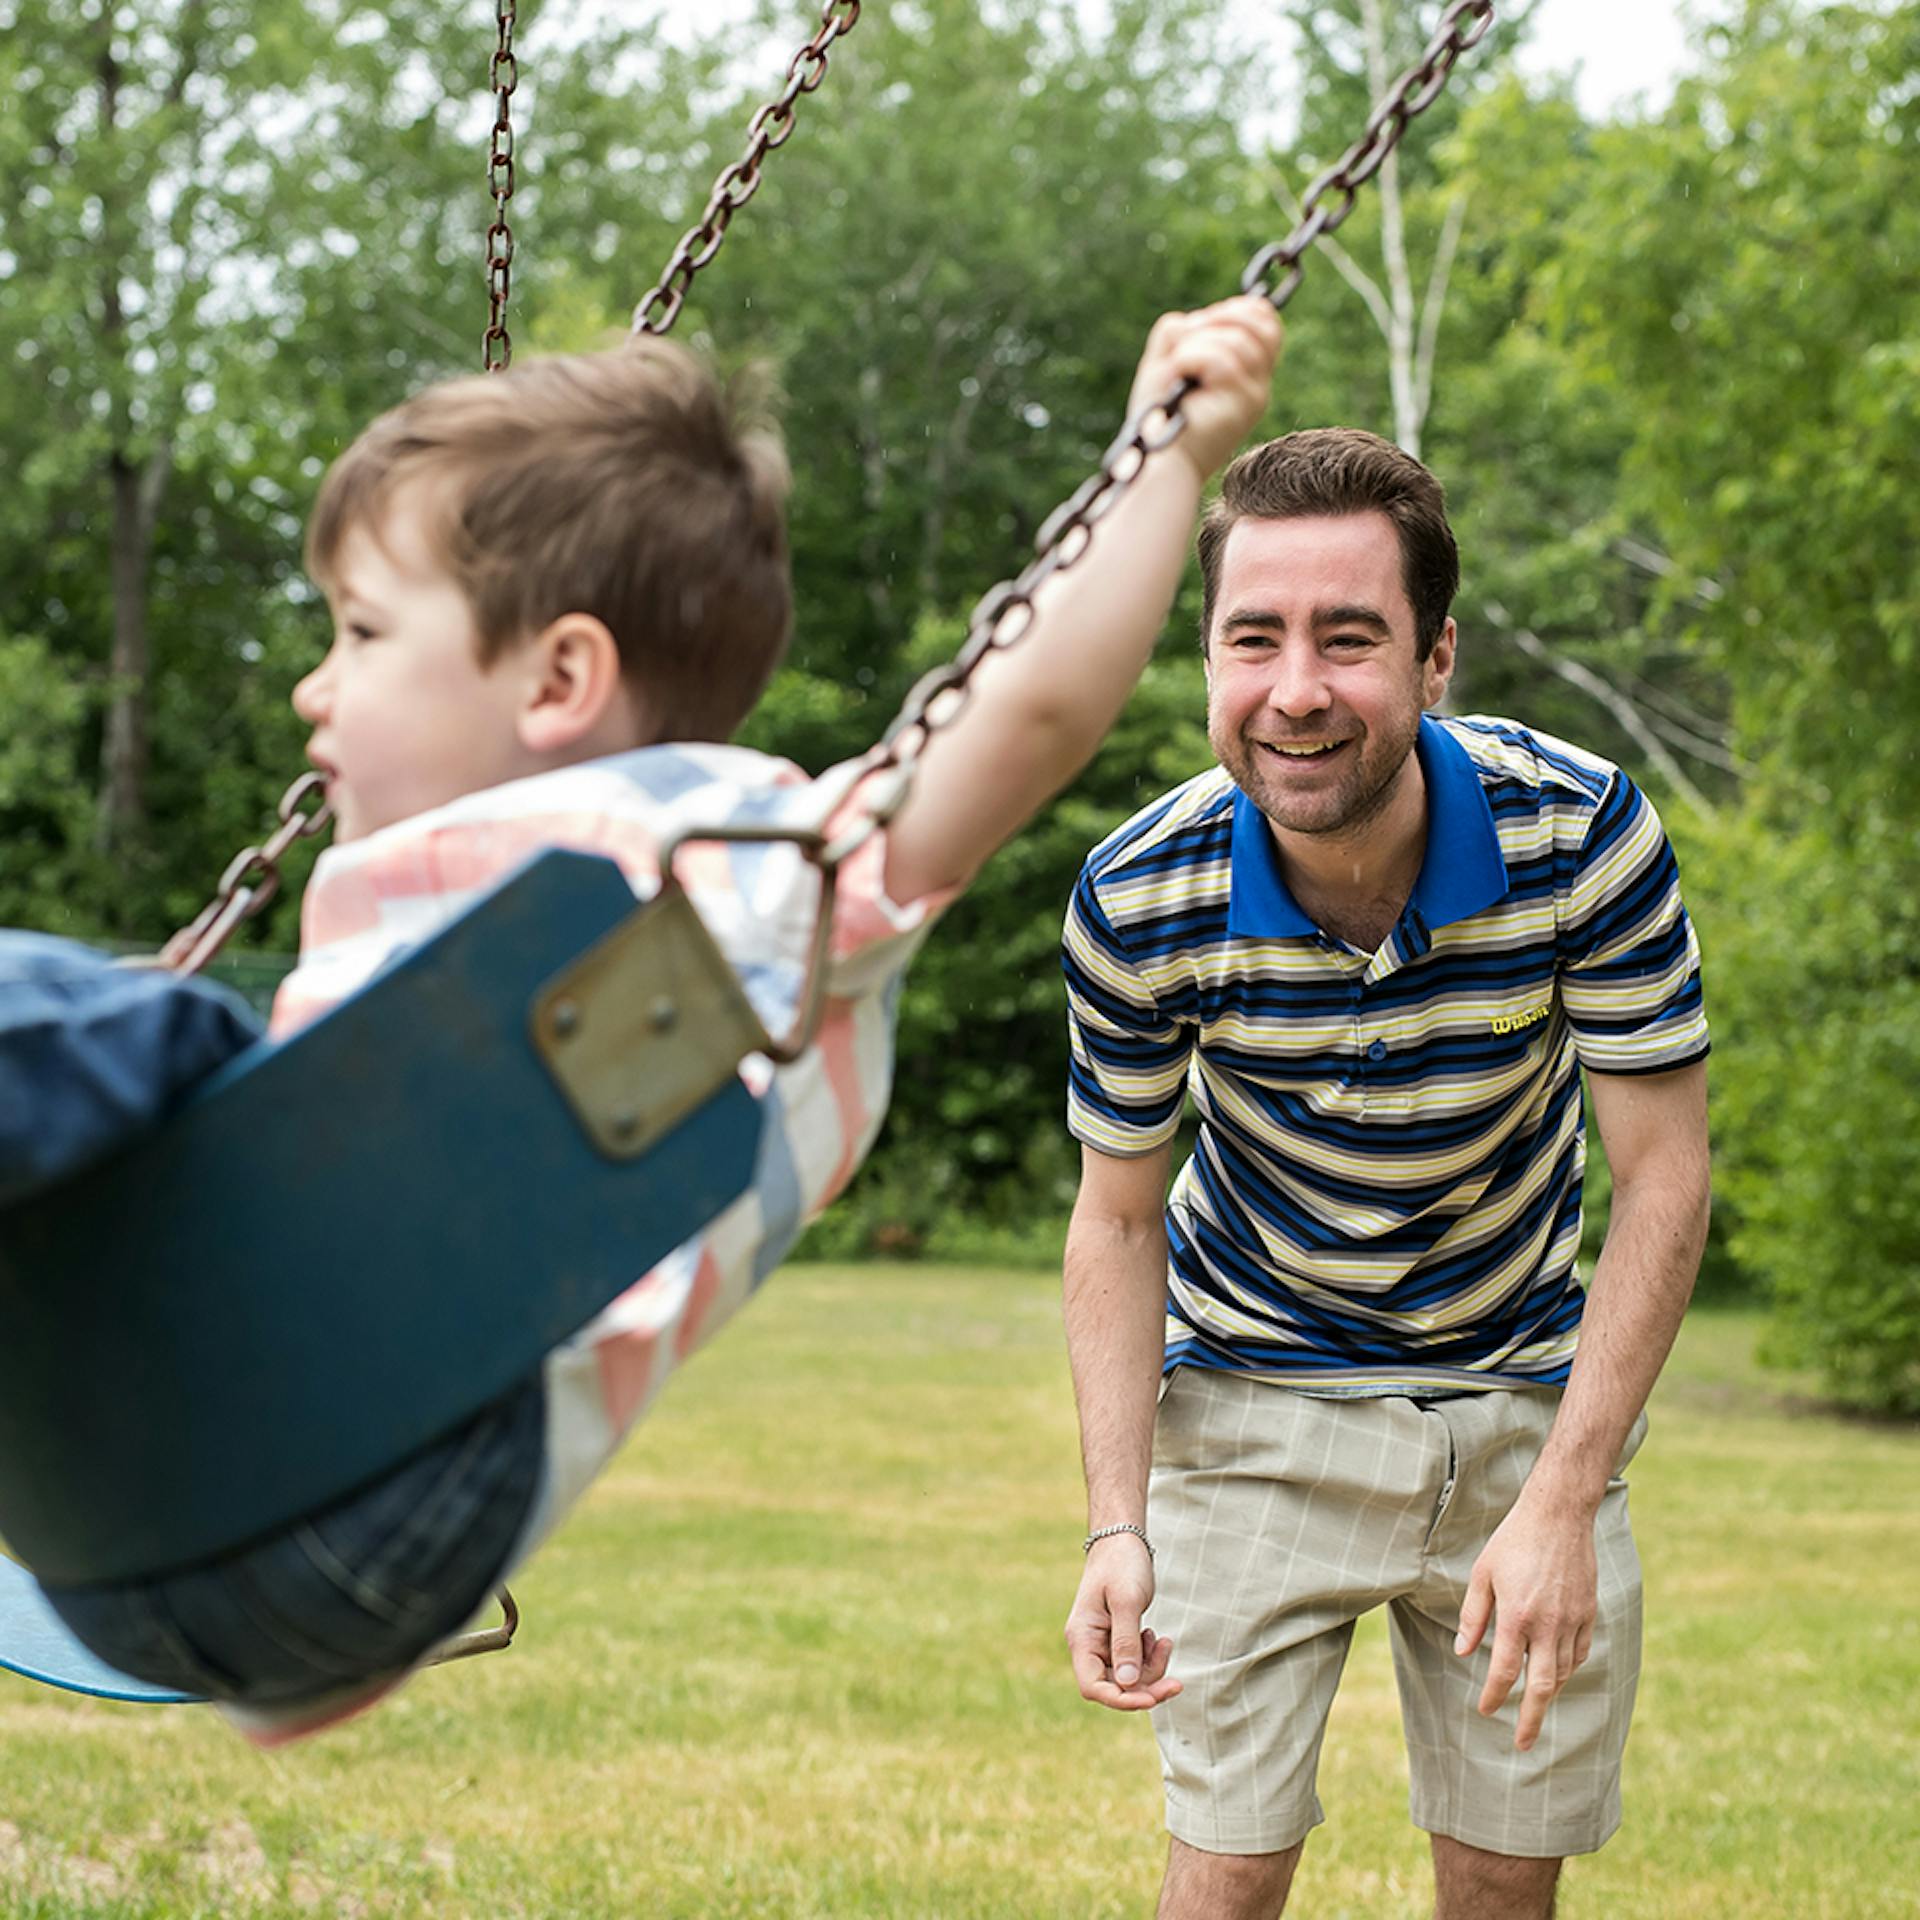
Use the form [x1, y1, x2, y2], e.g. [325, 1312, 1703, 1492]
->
[1061, 1140, 1179, 1712]
[1457, 1059, 1711, 1749]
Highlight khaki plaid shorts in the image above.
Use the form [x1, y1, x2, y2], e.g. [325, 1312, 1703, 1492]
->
[1146, 1368, 1647, 1860]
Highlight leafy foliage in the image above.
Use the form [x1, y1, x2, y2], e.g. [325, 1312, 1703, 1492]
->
[0, 631, 96, 927]
[1533, 0, 1920, 1411]
[4, 0, 1916, 1407]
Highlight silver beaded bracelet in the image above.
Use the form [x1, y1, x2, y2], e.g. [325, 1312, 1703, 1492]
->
[1083, 1521, 1154, 1559]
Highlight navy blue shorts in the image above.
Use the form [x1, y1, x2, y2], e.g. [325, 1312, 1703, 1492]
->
[42, 1377, 546, 1707]
[0, 931, 260, 1206]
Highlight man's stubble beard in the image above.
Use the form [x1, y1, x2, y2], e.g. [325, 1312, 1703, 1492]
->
[1210, 705, 1422, 842]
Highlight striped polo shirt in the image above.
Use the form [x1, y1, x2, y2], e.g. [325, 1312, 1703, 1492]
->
[1063, 714, 1708, 1395]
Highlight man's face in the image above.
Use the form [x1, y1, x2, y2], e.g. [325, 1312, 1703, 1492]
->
[1204, 511, 1455, 840]
[294, 489, 537, 842]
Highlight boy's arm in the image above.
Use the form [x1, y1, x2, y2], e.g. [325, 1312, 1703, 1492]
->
[880, 297, 1282, 908]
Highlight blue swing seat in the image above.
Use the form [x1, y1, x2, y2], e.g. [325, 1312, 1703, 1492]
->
[0, 1553, 200, 1702]
[0, 849, 765, 1607]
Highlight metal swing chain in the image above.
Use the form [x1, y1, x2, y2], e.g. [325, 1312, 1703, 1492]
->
[156, 772, 334, 976]
[811, 0, 1498, 881]
[161, 0, 1488, 991]
[484, 0, 519, 372]
[657, 0, 1498, 1071]
[630, 0, 861, 339]
[160, 5, 521, 975]
[1240, 0, 1494, 310]
[162, 3, 858, 978]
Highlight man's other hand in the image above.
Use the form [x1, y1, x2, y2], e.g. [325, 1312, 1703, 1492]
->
[1065, 1533, 1180, 1712]
[1454, 1493, 1600, 1752]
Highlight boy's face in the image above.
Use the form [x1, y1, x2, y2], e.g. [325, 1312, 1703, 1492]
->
[295, 490, 539, 842]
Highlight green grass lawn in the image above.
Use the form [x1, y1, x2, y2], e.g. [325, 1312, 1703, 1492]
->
[3, 1272, 1916, 1917]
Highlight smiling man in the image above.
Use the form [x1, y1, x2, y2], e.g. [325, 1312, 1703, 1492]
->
[1059, 430, 1711, 1920]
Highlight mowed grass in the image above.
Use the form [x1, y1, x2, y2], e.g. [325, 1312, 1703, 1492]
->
[2, 1272, 1915, 1918]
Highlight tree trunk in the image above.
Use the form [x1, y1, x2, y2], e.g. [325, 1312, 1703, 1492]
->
[91, 19, 168, 861]
[99, 449, 168, 856]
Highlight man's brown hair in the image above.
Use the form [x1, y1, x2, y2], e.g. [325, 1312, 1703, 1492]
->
[306, 340, 792, 742]
[1196, 428, 1459, 659]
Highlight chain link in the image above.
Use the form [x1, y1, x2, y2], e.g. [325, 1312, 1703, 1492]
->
[1241, 0, 1493, 309]
[483, 1, 519, 372]
[163, 0, 1486, 985]
[158, 772, 334, 977]
[629, 1, 861, 338]
[823, 0, 1497, 866]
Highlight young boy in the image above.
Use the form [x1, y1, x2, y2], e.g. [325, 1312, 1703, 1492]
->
[21, 295, 1281, 1742]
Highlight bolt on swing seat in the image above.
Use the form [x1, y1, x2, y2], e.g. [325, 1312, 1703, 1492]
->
[0, 848, 770, 1701]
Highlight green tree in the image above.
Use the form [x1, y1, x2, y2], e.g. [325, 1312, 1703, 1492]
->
[1541, 0, 1920, 1409]
[0, 0, 685, 939]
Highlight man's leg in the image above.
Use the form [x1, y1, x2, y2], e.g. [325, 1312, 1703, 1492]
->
[1430, 1836, 1561, 1919]
[1159, 1837, 1303, 1920]
[1147, 1379, 1449, 1886]
[1393, 1393, 1647, 1874]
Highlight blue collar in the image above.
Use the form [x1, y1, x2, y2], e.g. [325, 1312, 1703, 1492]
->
[1226, 715, 1509, 940]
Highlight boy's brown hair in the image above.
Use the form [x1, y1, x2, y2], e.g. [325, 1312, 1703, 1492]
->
[306, 340, 792, 742]
[1196, 428, 1459, 659]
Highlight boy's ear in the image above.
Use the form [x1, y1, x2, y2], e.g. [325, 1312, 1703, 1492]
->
[517, 613, 645, 755]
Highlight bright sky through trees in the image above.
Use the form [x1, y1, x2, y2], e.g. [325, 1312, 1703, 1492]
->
[655, 2, 1715, 125]
[1516, 0, 1710, 116]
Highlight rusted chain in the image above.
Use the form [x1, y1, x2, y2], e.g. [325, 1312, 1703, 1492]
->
[157, 772, 334, 977]
[821, 0, 1498, 868]
[165, 0, 1488, 984]
[483, 0, 519, 371]
[1240, 0, 1495, 309]
[630, 0, 861, 338]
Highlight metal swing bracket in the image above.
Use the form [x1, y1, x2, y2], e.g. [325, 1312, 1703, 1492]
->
[425, 1587, 520, 1668]
[529, 824, 841, 1161]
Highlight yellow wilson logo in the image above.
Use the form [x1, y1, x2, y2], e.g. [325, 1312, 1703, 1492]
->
[1490, 1003, 1552, 1037]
